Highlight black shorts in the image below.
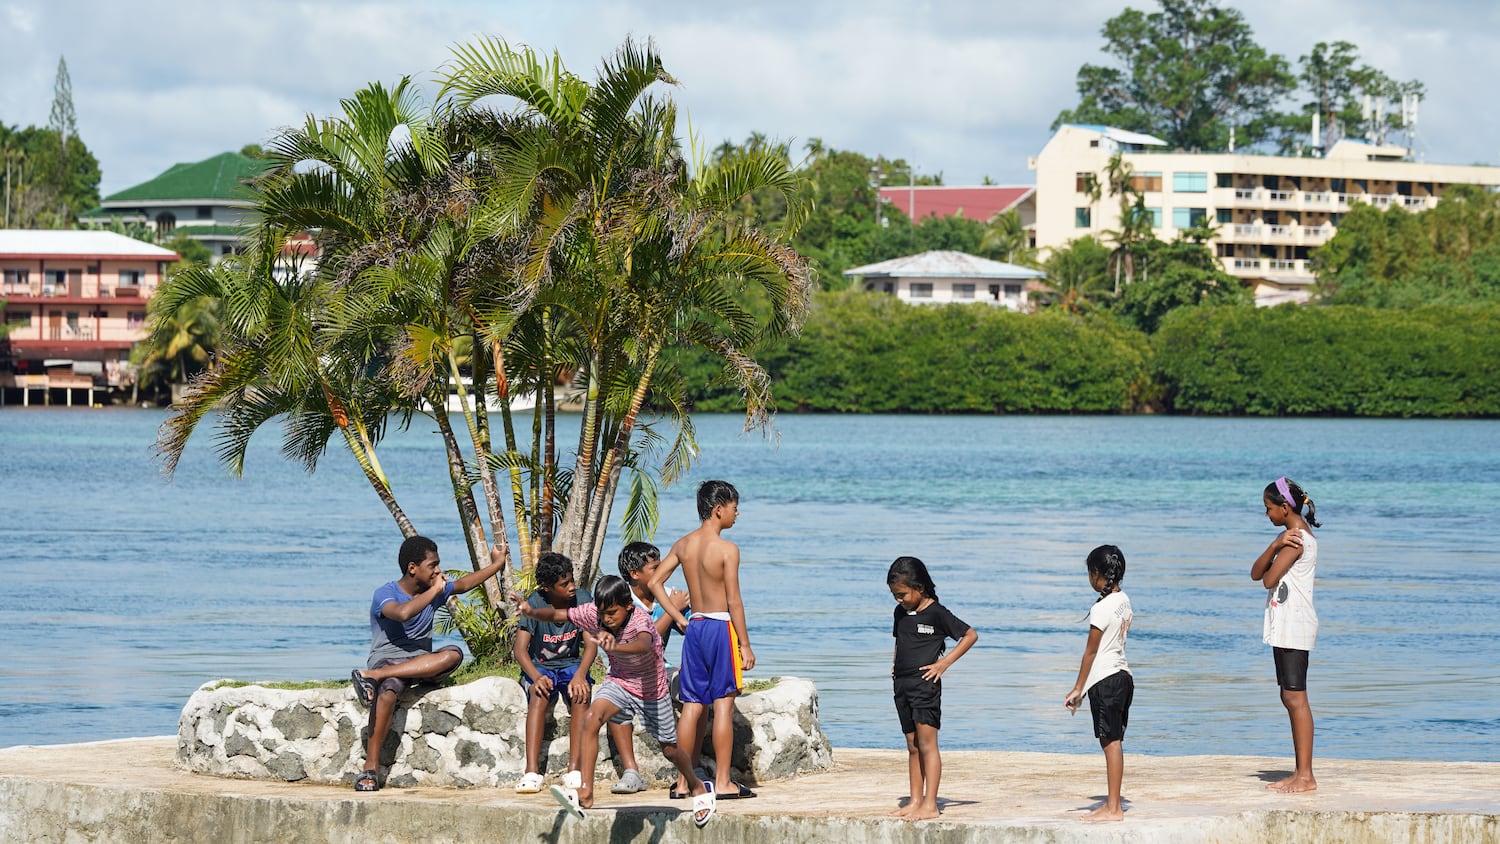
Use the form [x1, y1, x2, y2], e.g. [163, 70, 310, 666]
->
[1087, 670, 1133, 743]
[893, 674, 941, 734]
[1273, 647, 1309, 692]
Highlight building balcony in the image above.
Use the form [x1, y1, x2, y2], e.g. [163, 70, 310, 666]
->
[1226, 257, 1311, 276]
[1224, 224, 1335, 246]
[1213, 187, 1437, 214]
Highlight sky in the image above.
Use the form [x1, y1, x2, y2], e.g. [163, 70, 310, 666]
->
[3, 0, 1498, 197]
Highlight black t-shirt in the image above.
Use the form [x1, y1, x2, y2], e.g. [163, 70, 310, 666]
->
[892, 600, 971, 678]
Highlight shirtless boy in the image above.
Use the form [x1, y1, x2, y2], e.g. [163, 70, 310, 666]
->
[648, 480, 758, 799]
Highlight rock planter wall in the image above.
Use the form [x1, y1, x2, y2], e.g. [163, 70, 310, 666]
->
[176, 675, 832, 789]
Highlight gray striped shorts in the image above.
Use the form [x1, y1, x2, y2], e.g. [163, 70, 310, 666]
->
[595, 680, 678, 745]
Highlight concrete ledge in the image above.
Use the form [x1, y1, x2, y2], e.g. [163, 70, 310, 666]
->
[2, 739, 1497, 843]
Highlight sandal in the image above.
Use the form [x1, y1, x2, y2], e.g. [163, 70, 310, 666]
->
[549, 784, 585, 819]
[692, 781, 716, 828]
[353, 769, 379, 792]
[350, 669, 376, 707]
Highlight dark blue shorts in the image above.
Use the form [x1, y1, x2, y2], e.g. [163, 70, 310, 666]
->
[678, 617, 743, 705]
[522, 663, 592, 703]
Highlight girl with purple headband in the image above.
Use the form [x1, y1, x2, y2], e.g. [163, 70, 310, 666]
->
[1250, 476, 1322, 794]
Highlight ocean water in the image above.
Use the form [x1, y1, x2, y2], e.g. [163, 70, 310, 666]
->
[1, 409, 1496, 761]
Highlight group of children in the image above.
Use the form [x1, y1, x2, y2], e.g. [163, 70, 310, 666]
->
[350, 474, 1323, 825]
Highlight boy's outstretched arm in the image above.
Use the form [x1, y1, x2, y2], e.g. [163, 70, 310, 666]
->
[510, 593, 569, 624]
[647, 548, 691, 630]
[723, 545, 755, 671]
[453, 545, 507, 594]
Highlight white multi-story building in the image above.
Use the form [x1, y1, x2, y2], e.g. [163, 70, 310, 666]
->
[1030, 124, 1500, 303]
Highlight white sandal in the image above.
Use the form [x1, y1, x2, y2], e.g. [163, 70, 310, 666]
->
[692, 781, 716, 828]
[513, 771, 545, 793]
[550, 784, 585, 819]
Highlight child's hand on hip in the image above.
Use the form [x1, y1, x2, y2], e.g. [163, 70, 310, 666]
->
[919, 661, 944, 682]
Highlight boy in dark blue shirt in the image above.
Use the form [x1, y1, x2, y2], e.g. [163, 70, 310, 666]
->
[512, 552, 598, 794]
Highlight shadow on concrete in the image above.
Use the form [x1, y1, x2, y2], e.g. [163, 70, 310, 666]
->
[607, 808, 680, 843]
[1254, 769, 1294, 783]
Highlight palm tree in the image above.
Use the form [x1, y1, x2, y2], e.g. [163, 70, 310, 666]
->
[1040, 236, 1111, 313]
[979, 209, 1037, 266]
[440, 37, 813, 585]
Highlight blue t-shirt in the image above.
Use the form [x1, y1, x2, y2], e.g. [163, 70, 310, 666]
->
[368, 579, 456, 668]
[518, 587, 592, 670]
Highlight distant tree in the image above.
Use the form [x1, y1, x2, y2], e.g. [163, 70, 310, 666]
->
[979, 209, 1038, 266]
[239, 143, 265, 159]
[48, 57, 78, 146]
[1039, 235, 1111, 313]
[1111, 237, 1250, 333]
[1054, 0, 1294, 150]
[1272, 41, 1425, 154]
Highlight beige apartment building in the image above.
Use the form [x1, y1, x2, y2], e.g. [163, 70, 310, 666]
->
[1030, 124, 1500, 303]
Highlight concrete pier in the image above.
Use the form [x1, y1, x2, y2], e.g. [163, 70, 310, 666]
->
[1, 738, 1496, 842]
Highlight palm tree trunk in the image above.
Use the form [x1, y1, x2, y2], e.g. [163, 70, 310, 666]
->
[556, 355, 600, 576]
[461, 337, 516, 594]
[339, 419, 416, 537]
[577, 346, 659, 585]
[539, 308, 557, 552]
[488, 334, 535, 570]
[432, 400, 504, 609]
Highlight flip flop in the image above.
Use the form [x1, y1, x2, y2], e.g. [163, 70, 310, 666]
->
[353, 769, 379, 792]
[669, 786, 688, 800]
[549, 784, 585, 820]
[716, 781, 757, 799]
[350, 670, 375, 707]
[692, 781, 716, 828]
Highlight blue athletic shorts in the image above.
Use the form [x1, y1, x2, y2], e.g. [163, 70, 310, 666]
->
[678, 617, 742, 705]
[522, 663, 592, 703]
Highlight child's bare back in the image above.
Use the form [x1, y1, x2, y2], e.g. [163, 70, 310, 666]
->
[668, 526, 737, 615]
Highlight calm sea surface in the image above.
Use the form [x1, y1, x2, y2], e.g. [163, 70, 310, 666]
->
[1, 410, 1497, 761]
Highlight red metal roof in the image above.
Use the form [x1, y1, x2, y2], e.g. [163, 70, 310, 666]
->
[877, 185, 1033, 222]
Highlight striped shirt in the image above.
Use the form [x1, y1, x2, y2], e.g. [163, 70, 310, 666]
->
[567, 603, 667, 700]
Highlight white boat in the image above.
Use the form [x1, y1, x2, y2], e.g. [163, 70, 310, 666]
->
[429, 379, 537, 414]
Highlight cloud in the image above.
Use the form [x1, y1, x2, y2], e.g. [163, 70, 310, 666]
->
[6, 0, 1500, 195]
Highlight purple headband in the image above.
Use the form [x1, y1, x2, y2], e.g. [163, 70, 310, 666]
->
[1274, 476, 1295, 508]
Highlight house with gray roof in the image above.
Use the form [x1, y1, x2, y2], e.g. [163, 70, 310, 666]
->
[80, 151, 271, 262]
[843, 250, 1047, 311]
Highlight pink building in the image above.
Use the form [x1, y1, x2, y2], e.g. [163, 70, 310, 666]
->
[1, 230, 179, 406]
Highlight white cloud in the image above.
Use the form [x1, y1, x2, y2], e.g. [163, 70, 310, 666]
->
[5, 0, 1500, 194]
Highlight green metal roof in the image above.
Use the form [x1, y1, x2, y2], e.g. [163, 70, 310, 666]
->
[180, 225, 251, 237]
[103, 152, 272, 203]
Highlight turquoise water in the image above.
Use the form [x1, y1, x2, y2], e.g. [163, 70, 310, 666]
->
[1, 410, 1497, 761]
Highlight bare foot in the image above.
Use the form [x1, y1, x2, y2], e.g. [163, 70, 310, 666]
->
[1270, 774, 1317, 793]
[886, 807, 911, 819]
[905, 803, 940, 821]
[1082, 805, 1124, 822]
[578, 785, 595, 809]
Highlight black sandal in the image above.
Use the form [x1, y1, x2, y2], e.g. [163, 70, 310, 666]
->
[351, 669, 376, 707]
[354, 769, 379, 792]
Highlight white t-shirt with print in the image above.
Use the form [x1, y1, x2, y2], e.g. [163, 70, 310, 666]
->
[1084, 590, 1132, 692]
[1264, 528, 1318, 650]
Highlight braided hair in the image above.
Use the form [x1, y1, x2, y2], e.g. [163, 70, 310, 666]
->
[1263, 477, 1322, 528]
[1085, 544, 1127, 604]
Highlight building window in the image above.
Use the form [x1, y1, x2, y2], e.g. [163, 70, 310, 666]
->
[118, 270, 143, 287]
[1172, 172, 1209, 193]
[1129, 172, 1162, 192]
[1173, 207, 1208, 228]
[1216, 209, 1233, 224]
[128, 311, 147, 330]
[953, 283, 975, 300]
[221, 245, 234, 255]
[3, 268, 29, 288]
[1075, 207, 1092, 228]
[1075, 172, 1093, 193]
[155, 212, 176, 235]
[1003, 283, 1023, 298]
[1217, 173, 1235, 188]
[1130, 206, 1162, 227]
[988, 284, 1001, 300]
[5, 311, 29, 327]
[910, 283, 933, 299]
[197, 206, 213, 220]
